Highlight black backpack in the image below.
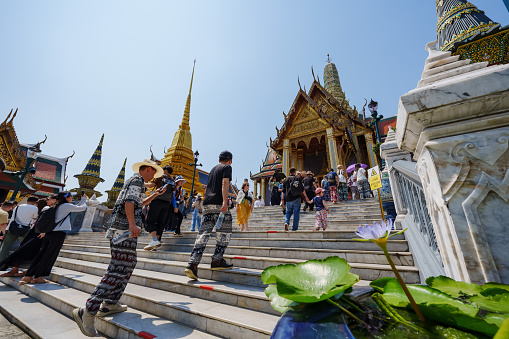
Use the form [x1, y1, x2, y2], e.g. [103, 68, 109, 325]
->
[289, 176, 304, 197]
[327, 172, 337, 185]
[34, 206, 70, 234]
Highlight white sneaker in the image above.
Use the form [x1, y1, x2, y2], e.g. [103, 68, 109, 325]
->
[97, 302, 127, 317]
[144, 240, 161, 251]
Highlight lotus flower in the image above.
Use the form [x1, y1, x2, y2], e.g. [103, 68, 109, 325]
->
[354, 219, 404, 248]
[354, 221, 425, 322]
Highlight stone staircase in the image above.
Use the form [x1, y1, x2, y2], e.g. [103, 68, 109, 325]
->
[0, 198, 420, 338]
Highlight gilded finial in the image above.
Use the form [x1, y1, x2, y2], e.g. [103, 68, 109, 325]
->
[269, 137, 273, 144]
[8, 108, 18, 125]
[283, 111, 287, 120]
[180, 60, 195, 130]
[317, 75, 320, 84]
[311, 66, 316, 81]
[66, 150, 75, 162]
[276, 126, 280, 134]
[298, 76, 302, 91]
[327, 54, 331, 63]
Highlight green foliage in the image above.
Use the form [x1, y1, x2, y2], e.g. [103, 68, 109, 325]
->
[264, 285, 294, 313]
[470, 289, 509, 313]
[262, 256, 359, 311]
[370, 277, 395, 293]
[426, 276, 482, 298]
[494, 319, 509, 339]
[379, 279, 509, 336]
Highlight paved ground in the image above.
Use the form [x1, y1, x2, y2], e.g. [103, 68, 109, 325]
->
[0, 312, 30, 339]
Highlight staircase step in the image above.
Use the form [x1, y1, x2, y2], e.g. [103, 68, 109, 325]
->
[0, 277, 219, 338]
[43, 266, 276, 338]
[0, 283, 103, 339]
[62, 242, 413, 267]
[56, 249, 420, 285]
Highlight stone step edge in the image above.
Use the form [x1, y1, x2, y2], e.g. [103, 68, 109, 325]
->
[0, 277, 219, 339]
[57, 255, 269, 301]
[62, 243, 413, 257]
[0, 283, 99, 339]
[59, 249, 420, 273]
[47, 266, 276, 336]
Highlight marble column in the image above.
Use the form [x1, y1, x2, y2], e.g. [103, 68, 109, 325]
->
[254, 180, 258, 198]
[80, 194, 101, 232]
[326, 128, 339, 170]
[261, 178, 266, 203]
[396, 41, 509, 284]
[283, 139, 290, 176]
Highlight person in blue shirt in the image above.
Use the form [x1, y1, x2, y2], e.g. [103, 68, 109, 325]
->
[309, 188, 329, 231]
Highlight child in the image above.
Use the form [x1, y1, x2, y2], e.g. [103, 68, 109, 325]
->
[309, 188, 329, 231]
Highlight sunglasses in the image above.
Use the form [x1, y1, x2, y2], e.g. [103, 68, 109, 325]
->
[64, 192, 71, 198]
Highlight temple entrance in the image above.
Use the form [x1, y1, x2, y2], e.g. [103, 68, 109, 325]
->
[357, 135, 370, 166]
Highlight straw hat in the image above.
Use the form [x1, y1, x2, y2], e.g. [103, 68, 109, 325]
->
[306, 171, 314, 176]
[132, 159, 163, 178]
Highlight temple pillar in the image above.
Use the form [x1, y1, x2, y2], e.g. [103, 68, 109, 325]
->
[396, 44, 509, 284]
[365, 132, 378, 168]
[297, 149, 304, 171]
[283, 139, 290, 176]
[326, 128, 339, 170]
[254, 180, 258, 198]
[261, 178, 266, 203]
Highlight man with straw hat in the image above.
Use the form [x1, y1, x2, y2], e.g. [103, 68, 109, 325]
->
[73, 159, 164, 337]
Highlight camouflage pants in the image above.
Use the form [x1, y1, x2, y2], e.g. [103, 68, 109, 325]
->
[86, 237, 137, 314]
[188, 205, 232, 265]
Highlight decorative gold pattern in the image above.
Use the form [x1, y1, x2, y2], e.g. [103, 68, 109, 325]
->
[442, 22, 499, 52]
[453, 28, 509, 65]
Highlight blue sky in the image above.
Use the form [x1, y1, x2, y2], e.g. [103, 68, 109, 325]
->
[1, 1, 508, 200]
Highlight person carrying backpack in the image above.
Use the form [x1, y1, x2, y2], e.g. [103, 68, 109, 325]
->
[19, 191, 87, 285]
[281, 167, 310, 231]
[326, 168, 339, 203]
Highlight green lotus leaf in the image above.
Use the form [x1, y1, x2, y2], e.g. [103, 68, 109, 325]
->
[382, 280, 504, 336]
[264, 284, 294, 313]
[486, 313, 509, 329]
[426, 275, 482, 298]
[483, 282, 509, 293]
[370, 277, 397, 293]
[494, 318, 509, 339]
[261, 256, 359, 303]
[470, 288, 509, 313]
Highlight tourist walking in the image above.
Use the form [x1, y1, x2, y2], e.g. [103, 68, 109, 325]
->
[302, 171, 316, 212]
[336, 165, 348, 201]
[310, 188, 329, 231]
[281, 167, 309, 231]
[0, 196, 56, 278]
[269, 177, 280, 206]
[0, 196, 39, 263]
[321, 175, 331, 201]
[73, 159, 164, 337]
[172, 175, 186, 236]
[236, 182, 254, 231]
[350, 172, 359, 200]
[185, 151, 234, 280]
[0, 201, 14, 238]
[19, 192, 87, 285]
[355, 164, 370, 200]
[326, 169, 339, 203]
[190, 193, 203, 232]
[143, 165, 176, 251]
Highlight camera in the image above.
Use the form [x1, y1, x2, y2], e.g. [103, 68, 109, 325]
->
[163, 176, 176, 191]
[28, 166, 36, 175]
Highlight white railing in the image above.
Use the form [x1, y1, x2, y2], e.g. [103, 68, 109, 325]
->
[390, 160, 445, 282]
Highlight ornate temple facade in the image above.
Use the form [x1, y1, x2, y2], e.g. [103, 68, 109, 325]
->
[438, 0, 509, 65]
[251, 60, 378, 201]
[0, 109, 71, 202]
[70, 134, 105, 199]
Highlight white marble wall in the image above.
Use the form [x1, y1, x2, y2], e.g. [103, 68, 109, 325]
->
[394, 42, 509, 284]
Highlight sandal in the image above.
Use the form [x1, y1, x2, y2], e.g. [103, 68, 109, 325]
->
[19, 276, 33, 286]
[32, 277, 50, 284]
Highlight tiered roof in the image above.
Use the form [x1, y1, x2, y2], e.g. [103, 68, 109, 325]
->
[78, 134, 105, 180]
[437, 0, 502, 51]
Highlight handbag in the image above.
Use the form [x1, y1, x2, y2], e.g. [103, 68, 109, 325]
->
[8, 207, 31, 237]
[337, 169, 346, 183]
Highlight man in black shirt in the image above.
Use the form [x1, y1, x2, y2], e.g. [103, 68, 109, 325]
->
[281, 167, 309, 231]
[185, 151, 234, 280]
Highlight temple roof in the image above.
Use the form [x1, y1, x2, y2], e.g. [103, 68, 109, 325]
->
[437, 0, 502, 51]
[109, 158, 127, 192]
[76, 134, 105, 182]
[250, 148, 282, 180]
[270, 80, 368, 150]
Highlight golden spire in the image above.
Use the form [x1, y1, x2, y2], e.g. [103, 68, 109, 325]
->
[180, 59, 195, 131]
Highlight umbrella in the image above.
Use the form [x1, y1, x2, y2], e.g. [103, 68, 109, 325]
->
[346, 163, 368, 173]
